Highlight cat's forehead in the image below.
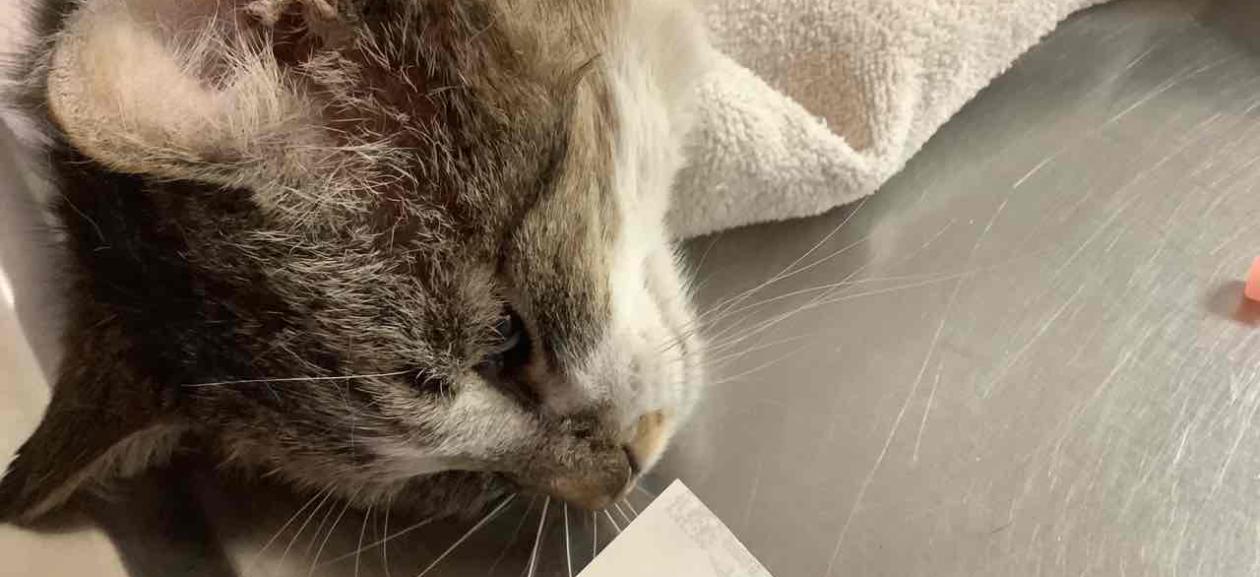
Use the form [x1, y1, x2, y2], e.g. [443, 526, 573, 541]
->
[299, 0, 620, 236]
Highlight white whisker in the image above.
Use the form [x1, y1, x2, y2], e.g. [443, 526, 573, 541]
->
[693, 269, 958, 342]
[702, 333, 818, 368]
[686, 220, 1058, 367]
[698, 229, 872, 326]
[381, 501, 394, 577]
[612, 503, 632, 526]
[687, 236, 722, 285]
[564, 503, 573, 577]
[248, 490, 322, 572]
[602, 511, 622, 534]
[305, 494, 343, 556]
[309, 496, 357, 577]
[634, 484, 655, 500]
[710, 348, 804, 387]
[698, 198, 870, 323]
[705, 274, 967, 364]
[526, 497, 551, 577]
[591, 512, 598, 559]
[485, 496, 533, 574]
[320, 511, 438, 567]
[279, 490, 335, 568]
[414, 493, 517, 577]
[183, 369, 413, 388]
[354, 505, 372, 577]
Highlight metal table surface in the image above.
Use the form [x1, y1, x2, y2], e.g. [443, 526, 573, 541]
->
[5, 0, 1260, 575]
[660, 0, 1260, 575]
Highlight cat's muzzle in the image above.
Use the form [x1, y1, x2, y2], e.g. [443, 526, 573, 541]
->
[547, 453, 635, 511]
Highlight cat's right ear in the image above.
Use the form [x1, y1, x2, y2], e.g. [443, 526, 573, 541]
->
[0, 326, 186, 524]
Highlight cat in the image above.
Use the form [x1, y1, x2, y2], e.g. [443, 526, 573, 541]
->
[0, 0, 710, 523]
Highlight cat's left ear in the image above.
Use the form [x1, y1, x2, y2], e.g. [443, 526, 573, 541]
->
[44, 0, 349, 185]
[0, 331, 185, 524]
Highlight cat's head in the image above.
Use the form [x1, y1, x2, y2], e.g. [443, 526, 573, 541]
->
[0, 0, 709, 522]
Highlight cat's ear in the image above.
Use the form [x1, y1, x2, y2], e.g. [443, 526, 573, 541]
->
[44, 0, 347, 183]
[0, 334, 185, 524]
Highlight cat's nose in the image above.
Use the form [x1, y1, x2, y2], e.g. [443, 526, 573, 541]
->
[548, 453, 633, 510]
[625, 410, 669, 473]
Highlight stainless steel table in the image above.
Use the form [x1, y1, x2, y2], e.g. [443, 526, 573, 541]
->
[5, 0, 1260, 575]
[664, 0, 1260, 575]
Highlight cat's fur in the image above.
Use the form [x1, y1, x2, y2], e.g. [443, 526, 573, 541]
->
[0, 0, 709, 522]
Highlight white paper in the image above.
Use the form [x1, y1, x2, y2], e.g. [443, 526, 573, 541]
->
[579, 481, 773, 577]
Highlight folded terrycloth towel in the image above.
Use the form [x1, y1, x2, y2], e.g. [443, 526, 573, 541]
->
[670, 0, 1108, 238]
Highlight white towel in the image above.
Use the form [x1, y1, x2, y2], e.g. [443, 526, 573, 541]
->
[670, 0, 1108, 238]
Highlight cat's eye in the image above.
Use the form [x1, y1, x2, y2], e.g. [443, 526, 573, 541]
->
[489, 314, 523, 356]
[478, 308, 531, 376]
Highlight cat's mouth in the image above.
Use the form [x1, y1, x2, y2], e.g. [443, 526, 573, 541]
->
[502, 454, 632, 511]
[545, 457, 636, 511]
[508, 411, 670, 511]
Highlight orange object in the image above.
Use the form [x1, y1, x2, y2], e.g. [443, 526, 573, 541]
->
[1247, 257, 1260, 302]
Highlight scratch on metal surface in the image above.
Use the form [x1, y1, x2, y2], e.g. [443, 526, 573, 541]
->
[1208, 224, 1248, 256]
[1224, 330, 1260, 363]
[1051, 192, 1144, 281]
[1244, 96, 1260, 116]
[1169, 400, 1200, 468]
[1205, 147, 1260, 190]
[982, 284, 1086, 399]
[1167, 335, 1231, 462]
[817, 185, 1017, 574]
[1123, 44, 1159, 72]
[1131, 186, 1198, 276]
[1204, 176, 1260, 226]
[911, 361, 944, 464]
[912, 218, 958, 252]
[1014, 153, 1060, 189]
[1101, 224, 1129, 255]
[908, 194, 1013, 463]
[740, 443, 769, 534]
[1251, 524, 1260, 575]
[1104, 57, 1234, 128]
[1207, 372, 1260, 502]
[806, 216, 1000, 474]
[1102, 76, 1179, 127]
[821, 276, 961, 577]
[1046, 348, 1139, 493]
